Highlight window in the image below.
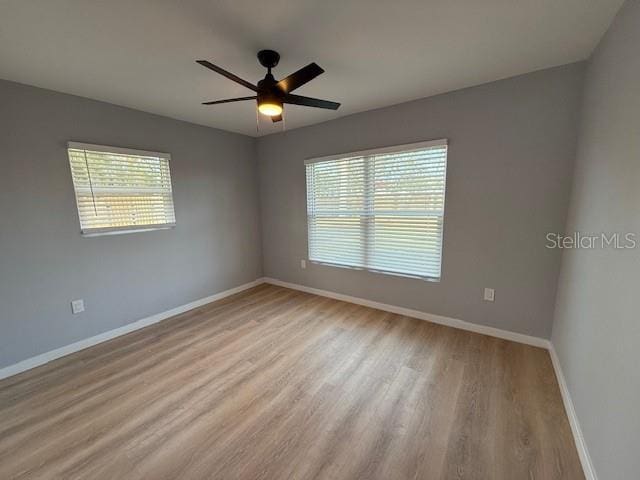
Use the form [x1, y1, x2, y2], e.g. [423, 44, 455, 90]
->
[305, 139, 447, 280]
[67, 142, 176, 236]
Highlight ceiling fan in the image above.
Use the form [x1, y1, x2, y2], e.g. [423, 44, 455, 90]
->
[197, 50, 340, 123]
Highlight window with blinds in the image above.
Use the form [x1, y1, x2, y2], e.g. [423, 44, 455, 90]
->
[305, 139, 447, 280]
[67, 142, 176, 236]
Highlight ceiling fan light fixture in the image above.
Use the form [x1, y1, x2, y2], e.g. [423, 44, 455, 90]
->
[257, 101, 283, 117]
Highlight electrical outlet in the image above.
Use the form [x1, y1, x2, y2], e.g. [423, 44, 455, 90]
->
[483, 288, 495, 302]
[71, 299, 85, 314]
[300, 259, 307, 269]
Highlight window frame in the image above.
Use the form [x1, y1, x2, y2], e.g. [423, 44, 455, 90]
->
[67, 141, 176, 237]
[304, 139, 448, 281]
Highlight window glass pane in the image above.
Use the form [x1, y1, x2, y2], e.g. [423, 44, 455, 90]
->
[307, 156, 366, 267]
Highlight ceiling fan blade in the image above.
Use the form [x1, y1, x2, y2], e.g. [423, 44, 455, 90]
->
[271, 114, 283, 123]
[196, 60, 258, 92]
[202, 96, 256, 105]
[276, 63, 324, 93]
[284, 94, 340, 110]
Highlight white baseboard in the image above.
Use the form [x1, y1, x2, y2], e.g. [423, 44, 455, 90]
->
[0, 278, 266, 381]
[263, 277, 548, 348]
[548, 344, 597, 480]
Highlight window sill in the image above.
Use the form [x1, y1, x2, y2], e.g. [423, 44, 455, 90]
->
[81, 224, 175, 237]
[309, 260, 441, 282]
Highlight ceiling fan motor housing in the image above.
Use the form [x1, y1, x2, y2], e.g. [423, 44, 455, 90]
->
[257, 72, 283, 104]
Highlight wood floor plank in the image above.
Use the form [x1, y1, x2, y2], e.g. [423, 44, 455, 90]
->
[0, 284, 585, 479]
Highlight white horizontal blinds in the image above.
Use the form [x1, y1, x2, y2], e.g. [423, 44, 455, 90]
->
[368, 145, 447, 278]
[68, 144, 176, 235]
[306, 156, 367, 267]
[306, 140, 447, 279]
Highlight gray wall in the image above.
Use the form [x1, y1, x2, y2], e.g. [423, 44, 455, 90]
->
[0, 80, 262, 368]
[551, 1, 640, 478]
[257, 63, 585, 338]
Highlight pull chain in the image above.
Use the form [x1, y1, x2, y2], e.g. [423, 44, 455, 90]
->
[255, 106, 259, 134]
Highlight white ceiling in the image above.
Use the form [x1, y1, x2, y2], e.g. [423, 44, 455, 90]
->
[0, 0, 623, 137]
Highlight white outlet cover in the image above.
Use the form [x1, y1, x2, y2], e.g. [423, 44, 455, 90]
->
[301, 259, 307, 269]
[484, 288, 495, 302]
[71, 299, 85, 314]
